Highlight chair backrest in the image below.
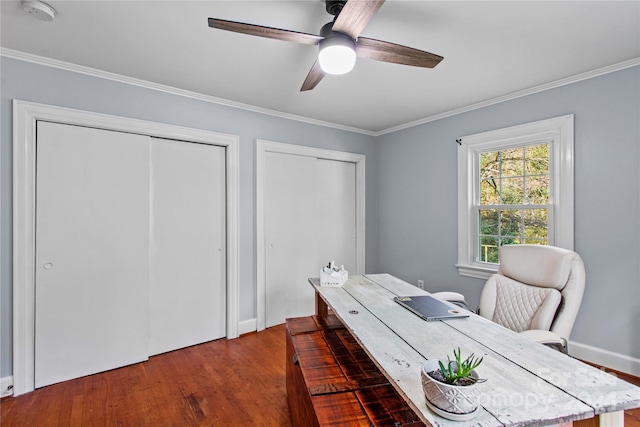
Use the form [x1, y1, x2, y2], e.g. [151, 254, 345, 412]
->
[479, 244, 585, 341]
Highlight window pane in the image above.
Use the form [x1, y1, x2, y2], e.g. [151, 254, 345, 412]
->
[474, 139, 561, 265]
[500, 209, 522, 236]
[500, 237, 522, 246]
[524, 209, 548, 239]
[525, 176, 549, 204]
[480, 151, 500, 180]
[501, 177, 524, 204]
[525, 144, 549, 175]
[501, 147, 524, 177]
[479, 209, 499, 235]
[480, 179, 500, 205]
[480, 236, 499, 263]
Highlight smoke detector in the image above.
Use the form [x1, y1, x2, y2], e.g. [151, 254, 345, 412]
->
[21, 0, 56, 22]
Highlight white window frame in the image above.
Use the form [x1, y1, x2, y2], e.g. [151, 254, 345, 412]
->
[457, 115, 574, 279]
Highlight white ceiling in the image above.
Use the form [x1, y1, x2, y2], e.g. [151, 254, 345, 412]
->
[1, 1, 639, 134]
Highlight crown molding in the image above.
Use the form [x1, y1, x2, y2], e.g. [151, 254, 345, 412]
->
[0, 48, 376, 136]
[375, 57, 640, 136]
[2, 48, 638, 137]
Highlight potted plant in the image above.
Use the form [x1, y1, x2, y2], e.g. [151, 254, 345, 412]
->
[420, 348, 486, 421]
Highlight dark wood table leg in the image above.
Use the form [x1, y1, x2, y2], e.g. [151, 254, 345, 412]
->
[315, 292, 328, 320]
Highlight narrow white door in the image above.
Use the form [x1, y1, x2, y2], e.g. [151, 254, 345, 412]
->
[35, 122, 151, 388]
[264, 152, 318, 328]
[316, 159, 357, 271]
[264, 153, 357, 328]
[148, 138, 226, 355]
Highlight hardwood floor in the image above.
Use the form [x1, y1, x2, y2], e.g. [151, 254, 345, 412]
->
[0, 325, 292, 427]
[1, 324, 638, 426]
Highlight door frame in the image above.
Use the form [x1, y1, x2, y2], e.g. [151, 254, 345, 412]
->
[12, 100, 240, 395]
[255, 139, 365, 332]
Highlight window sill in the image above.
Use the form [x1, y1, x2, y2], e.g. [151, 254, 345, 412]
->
[455, 263, 498, 280]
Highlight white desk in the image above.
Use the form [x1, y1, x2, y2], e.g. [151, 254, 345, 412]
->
[310, 274, 640, 427]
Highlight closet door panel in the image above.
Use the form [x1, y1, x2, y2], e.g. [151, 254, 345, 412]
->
[264, 152, 318, 328]
[149, 139, 226, 355]
[316, 159, 357, 272]
[35, 122, 150, 388]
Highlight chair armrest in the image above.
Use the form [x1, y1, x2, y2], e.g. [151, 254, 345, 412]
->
[431, 292, 472, 312]
[431, 291, 466, 303]
[520, 329, 568, 353]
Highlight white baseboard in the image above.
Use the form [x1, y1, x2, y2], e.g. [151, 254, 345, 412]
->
[238, 318, 257, 335]
[1, 376, 13, 398]
[569, 340, 640, 377]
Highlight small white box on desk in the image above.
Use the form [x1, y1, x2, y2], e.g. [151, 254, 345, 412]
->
[319, 268, 348, 287]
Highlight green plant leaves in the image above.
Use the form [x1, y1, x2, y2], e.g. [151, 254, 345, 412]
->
[437, 347, 485, 385]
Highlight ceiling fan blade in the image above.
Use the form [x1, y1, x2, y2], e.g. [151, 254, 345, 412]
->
[356, 37, 443, 68]
[332, 0, 385, 39]
[300, 60, 325, 91]
[208, 18, 323, 46]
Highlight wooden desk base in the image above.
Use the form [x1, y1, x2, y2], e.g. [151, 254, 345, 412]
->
[315, 294, 328, 319]
[286, 315, 424, 427]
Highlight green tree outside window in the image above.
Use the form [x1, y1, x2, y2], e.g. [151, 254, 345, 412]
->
[478, 144, 549, 263]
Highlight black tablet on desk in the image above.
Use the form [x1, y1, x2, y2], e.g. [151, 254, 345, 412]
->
[393, 295, 469, 321]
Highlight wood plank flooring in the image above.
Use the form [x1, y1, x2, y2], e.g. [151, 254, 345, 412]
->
[1, 323, 638, 426]
[1, 325, 292, 427]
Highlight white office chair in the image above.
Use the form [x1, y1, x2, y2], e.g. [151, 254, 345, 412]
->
[435, 245, 585, 353]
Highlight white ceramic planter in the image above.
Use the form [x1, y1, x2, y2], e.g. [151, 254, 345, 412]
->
[420, 359, 481, 421]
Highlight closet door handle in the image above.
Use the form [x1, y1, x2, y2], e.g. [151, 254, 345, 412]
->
[43, 262, 54, 270]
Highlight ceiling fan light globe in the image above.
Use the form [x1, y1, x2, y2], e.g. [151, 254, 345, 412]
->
[318, 37, 356, 75]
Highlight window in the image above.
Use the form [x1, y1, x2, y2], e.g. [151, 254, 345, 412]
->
[457, 115, 574, 279]
[478, 143, 550, 262]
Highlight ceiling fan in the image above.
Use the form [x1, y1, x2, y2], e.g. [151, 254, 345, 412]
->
[208, 0, 443, 91]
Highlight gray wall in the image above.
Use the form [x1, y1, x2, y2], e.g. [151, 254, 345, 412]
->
[376, 66, 640, 359]
[0, 56, 380, 377]
[2, 55, 638, 379]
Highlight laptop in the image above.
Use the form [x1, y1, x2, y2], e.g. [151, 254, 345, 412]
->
[393, 295, 469, 321]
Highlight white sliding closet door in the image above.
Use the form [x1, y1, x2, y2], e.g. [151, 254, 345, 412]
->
[149, 139, 226, 355]
[264, 153, 357, 328]
[35, 122, 151, 388]
[34, 122, 228, 388]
